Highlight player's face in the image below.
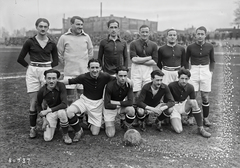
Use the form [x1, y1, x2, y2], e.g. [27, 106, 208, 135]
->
[178, 74, 189, 87]
[108, 22, 119, 38]
[36, 21, 49, 36]
[139, 27, 150, 41]
[88, 62, 101, 78]
[71, 19, 83, 35]
[152, 75, 163, 89]
[196, 29, 206, 43]
[116, 70, 128, 86]
[45, 73, 58, 90]
[167, 30, 177, 44]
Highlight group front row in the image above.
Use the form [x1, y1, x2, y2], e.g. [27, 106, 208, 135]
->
[36, 58, 211, 145]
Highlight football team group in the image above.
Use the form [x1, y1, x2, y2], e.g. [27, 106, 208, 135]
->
[17, 16, 214, 144]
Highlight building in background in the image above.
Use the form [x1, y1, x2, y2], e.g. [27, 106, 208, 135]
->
[62, 15, 158, 34]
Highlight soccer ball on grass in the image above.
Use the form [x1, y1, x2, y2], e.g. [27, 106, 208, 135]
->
[123, 129, 142, 146]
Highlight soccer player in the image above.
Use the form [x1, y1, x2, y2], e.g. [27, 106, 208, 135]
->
[17, 18, 58, 138]
[57, 16, 93, 105]
[60, 59, 114, 138]
[168, 68, 211, 138]
[186, 26, 215, 126]
[98, 19, 128, 75]
[157, 29, 189, 125]
[130, 25, 158, 126]
[157, 29, 186, 85]
[37, 69, 72, 144]
[136, 70, 175, 132]
[103, 66, 135, 137]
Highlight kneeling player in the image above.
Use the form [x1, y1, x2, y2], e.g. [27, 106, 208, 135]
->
[168, 68, 211, 138]
[37, 69, 72, 144]
[136, 70, 175, 132]
[103, 66, 135, 137]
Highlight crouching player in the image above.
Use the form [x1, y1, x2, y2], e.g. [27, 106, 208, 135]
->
[103, 66, 135, 137]
[168, 68, 211, 138]
[37, 69, 72, 144]
[136, 70, 175, 132]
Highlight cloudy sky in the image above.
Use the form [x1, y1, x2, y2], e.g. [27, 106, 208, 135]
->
[0, 0, 238, 33]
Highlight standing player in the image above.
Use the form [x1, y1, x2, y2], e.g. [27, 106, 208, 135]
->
[157, 29, 186, 85]
[186, 26, 215, 126]
[17, 18, 58, 138]
[130, 25, 158, 126]
[57, 16, 93, 105]
[37, 69, 72, 144]
[136, 70, 175, 131]
[168, 68, 211, 137]
[157, 29, 189, 125]
[103, 66, 135, 137]
[98, 19, 128, 75]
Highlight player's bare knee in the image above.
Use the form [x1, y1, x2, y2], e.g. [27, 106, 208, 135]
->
[57, 109, 68, 121]
[66, 105, 78, 119]
[44, 133, 53, 141]
[91, 126, 100, 136]
[137, 108, 145, 116]
[105, 127, 115, 138]
[201, 92, 209, 103]
[174, 127, 183, 134]
[126, 107, 135, 116]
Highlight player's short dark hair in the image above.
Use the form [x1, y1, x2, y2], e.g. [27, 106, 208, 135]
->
[167, 28, 177, 35]
[139, 25, 150, 31]
[44, 69, 61, 78]
[70, 16, 84, 24]
[107, 19, 119, 28]
[196, 26, 207, 33]
[116, 66, 129, 74]
[151, 70, 164, 78]
[35, 18, 50, 27]
[88, 58, 101, 68]
[178, 68, 191, 78]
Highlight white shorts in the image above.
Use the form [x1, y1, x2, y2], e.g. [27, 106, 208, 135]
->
[189, 65, 212, 92]
[170, 100, 190, 119]
[72, 95, 103, 127]
[103, 107, 125, 122]
[131, 63, 153, 92]
[162, 68, 179, 85]
[26, 62, 51, 93]
[44, 109, 66, 141]
[46, 109, 64, 128]
[64, 75, 83, 90]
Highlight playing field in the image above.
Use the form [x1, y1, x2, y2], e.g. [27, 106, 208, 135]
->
[0, 44, 240, 167]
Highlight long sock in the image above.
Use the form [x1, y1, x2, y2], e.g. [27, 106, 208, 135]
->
[125, 114, 135, 124]
[29, 110, 37, 127]
[202, 102, 209, 118]
[157, 112, 169, 121]
[192, 109, 203, 127]
[60, 121, 69, 134]
[69, 115, 80, 132]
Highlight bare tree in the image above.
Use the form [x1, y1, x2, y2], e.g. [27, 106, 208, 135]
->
[233, 1, 240, 27]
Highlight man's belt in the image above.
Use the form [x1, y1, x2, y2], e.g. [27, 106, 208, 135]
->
[30, 62, 51, 67]
[162, 66, 181, 71]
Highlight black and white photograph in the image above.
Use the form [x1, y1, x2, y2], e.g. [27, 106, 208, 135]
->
[1, 0, 239, 167]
